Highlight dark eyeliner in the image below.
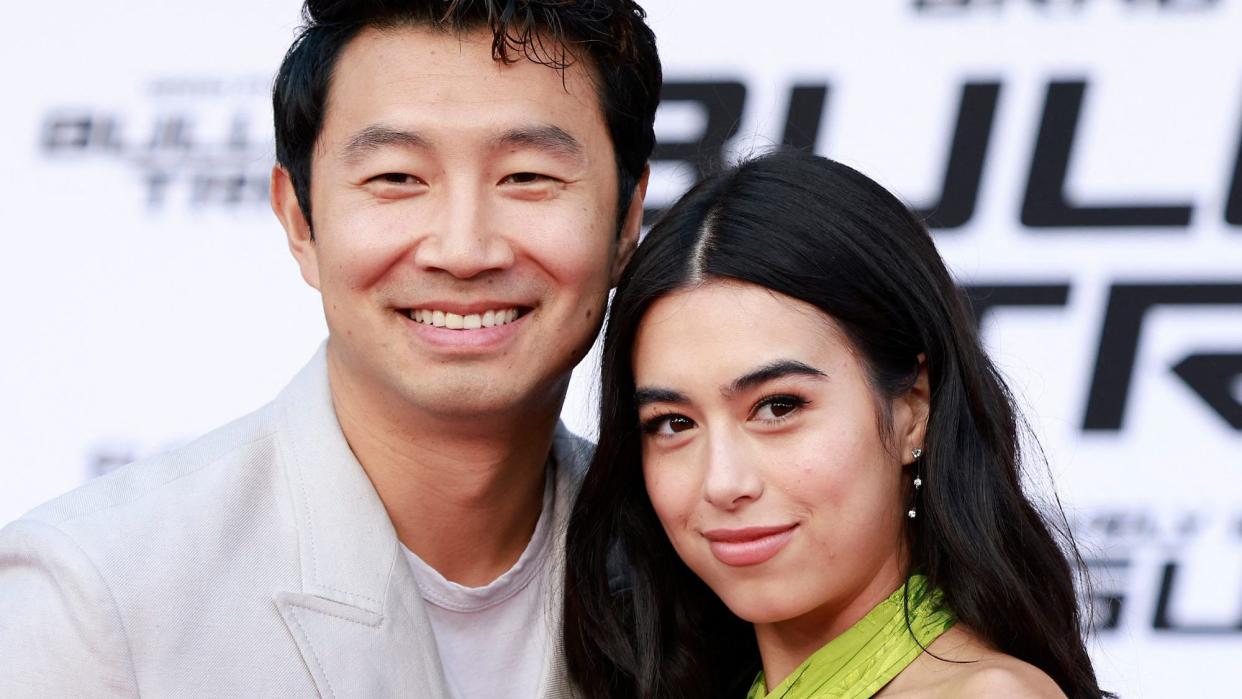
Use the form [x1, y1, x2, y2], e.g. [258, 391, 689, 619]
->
[750, 394, 809, 420]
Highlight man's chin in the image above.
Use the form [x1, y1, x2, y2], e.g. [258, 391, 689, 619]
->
[396, 377, 567, 424]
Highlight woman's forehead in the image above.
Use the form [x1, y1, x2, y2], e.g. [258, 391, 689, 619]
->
[632, 281, 854, 386]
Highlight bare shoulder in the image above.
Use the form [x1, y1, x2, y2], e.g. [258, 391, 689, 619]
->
[880, 626, 1066, 698]
[948, 656, 1065, 698]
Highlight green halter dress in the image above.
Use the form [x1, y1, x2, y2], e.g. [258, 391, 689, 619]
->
[745, 575, 956, 699]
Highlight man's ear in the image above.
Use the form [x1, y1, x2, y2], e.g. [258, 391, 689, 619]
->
[897, 354, 930, 461]
[611, 164, 649, 287]
[270, 164, 320, 290]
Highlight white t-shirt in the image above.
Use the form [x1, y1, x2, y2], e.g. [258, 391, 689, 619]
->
[402, 470, 557, 699]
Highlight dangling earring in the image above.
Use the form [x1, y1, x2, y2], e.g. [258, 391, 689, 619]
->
[907, 447, 923, 519]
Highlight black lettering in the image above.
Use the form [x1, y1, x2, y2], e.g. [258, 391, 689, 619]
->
[914, 82, 1001, 230]
[148, 116, 194, 151]
[42, 115, 92, 151]
[1153, 561, 1242, 632]
[1226, 105, 1242, 225]
[228, 114, 252, 151]
[1154, 0, 1219, 8]
[1171, 352, 1242, 429]
[779, 84, 830, 152]
[912, 0, 974, 10]
[191, 171, 270, 207]
[144, 170, 175, 208]
[647, 81, 746, 225]
[1083, 283, 1242, 430]
[87, 445, 137, 479]
[1021, 81, 1193, 229]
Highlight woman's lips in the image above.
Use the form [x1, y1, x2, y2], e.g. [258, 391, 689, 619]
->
[703, 524, 797, 567]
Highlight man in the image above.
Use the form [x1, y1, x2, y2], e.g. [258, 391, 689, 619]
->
[0, 1, 660, 696]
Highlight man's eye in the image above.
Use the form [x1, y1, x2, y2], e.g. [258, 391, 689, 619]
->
[642, 414, 696, 436]
[751, 396, 807, 422]
[371, 173, 423, 185]
[501, 172, 553, 185]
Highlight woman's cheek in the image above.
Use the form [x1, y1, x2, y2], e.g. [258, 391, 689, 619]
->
[644, 461, 695, 528]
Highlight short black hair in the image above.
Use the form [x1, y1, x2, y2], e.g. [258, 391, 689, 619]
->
[273, 0, 661, 228]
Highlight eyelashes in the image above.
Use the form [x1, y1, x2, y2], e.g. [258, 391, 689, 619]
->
[750, 394, 808, 422]
[640, 411, 694, 436]
[638, 394, 811, 437]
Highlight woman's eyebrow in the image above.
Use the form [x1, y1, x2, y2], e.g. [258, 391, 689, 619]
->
[724, 360, 828, 398]
[634, 387, 688, 408]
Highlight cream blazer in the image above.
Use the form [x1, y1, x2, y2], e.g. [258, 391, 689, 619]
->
[0, 346, 590, 698]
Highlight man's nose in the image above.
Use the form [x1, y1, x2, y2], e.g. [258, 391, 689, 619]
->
[701, 431, 764, 511]
[412, 186, 515, 278]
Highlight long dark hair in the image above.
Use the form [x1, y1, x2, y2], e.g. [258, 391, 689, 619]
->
[563, 150, 1107, 698]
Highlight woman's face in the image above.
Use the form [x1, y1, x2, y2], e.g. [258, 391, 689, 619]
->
[633, 280, 927, 632]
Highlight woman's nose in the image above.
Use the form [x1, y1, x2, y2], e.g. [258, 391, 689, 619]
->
[701, 433, 764, 510]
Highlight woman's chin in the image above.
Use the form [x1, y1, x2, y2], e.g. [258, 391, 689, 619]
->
[715, 589, 805, 626]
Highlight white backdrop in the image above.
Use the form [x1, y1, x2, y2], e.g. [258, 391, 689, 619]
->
[3, 1, 1241, 695]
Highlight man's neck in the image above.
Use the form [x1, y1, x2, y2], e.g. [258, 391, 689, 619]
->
[326, 358, 563, 588]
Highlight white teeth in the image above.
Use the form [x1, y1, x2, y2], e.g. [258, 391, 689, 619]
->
[410, 307, 522, 329]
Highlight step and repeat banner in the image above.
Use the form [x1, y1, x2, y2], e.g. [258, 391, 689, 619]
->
[2, 1, 1240, 695]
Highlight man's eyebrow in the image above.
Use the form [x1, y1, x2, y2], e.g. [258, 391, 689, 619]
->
[634, 387, 689, 409]
[341, 125, 429, 163]
[725, 360, 828, 398]
[490, 124, 585, 163]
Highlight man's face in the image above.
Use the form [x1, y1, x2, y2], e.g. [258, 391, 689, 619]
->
[277, 25, 641, 421]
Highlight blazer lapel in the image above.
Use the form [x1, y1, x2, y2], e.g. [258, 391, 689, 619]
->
[271, 346, 449, 698]
[275, 561, 445, 697]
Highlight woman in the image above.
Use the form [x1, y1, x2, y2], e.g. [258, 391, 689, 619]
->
[563, 150, 1108, 698]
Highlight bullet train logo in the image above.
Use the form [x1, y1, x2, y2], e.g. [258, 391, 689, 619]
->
[40, 76, 273, 210]
[647, 79, 1242, 230]
[1077, 508, 1242, 634]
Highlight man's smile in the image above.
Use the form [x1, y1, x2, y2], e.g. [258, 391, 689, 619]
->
[406, 306, 526, 330]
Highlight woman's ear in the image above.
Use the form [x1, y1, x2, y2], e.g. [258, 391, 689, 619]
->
[895, 354, 930, 460]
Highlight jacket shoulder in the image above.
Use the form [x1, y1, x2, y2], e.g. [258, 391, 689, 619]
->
[20, 403, 279, 532]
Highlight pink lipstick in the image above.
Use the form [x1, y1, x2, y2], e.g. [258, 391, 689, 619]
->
[702, 524, 797, 567]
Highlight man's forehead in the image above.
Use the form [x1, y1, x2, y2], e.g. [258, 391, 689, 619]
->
[322, 24, 605, 130]
[335, 23, 597, 90]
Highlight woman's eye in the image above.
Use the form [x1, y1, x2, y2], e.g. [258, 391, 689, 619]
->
[751, 396, 806, 422]
[642, 414, 696, 436]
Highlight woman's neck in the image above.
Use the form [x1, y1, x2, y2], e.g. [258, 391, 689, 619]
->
[752, 558, 906, 690]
